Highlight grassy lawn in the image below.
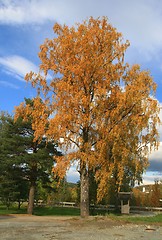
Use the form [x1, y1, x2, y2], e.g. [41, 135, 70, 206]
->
[1, 203, 162, 224]
[0, 204, 27, 215]
[34, 206, 80, 216]
[109, 213, 162, 224]
[0, 204, 80, 216]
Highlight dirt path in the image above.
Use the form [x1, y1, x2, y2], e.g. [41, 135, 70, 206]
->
[0, 214, 162, 240]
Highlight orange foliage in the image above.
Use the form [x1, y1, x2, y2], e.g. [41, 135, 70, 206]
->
[133, 182, 162, 207]
[15, 17, 160, 202]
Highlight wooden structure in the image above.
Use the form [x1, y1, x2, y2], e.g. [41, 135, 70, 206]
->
[118, 192, 132, 214]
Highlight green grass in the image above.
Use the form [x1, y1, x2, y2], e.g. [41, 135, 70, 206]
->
[34, 206, 80, 216]
[1, 203, 162, 225]
[123, 214, 162, 223]
[0, 204, 27, 215]
[109, 213, 162, 224]
[0, 204, 80, 216]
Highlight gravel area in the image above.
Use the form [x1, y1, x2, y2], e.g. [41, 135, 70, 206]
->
[0, 214, 162, 240]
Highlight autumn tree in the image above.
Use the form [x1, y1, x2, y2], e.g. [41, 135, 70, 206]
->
[150, 181, 162, 207]
[132, 181, 162, 207]
[15, 17, 160, 217]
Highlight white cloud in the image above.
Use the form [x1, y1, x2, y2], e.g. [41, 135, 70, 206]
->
[1, 0, 162, 60]
[149, 143, 162, 161]
[142, 171, 162, 185]
[158, 103, 162, 140]
[0, 0, 60, 24]
[66, 166, 79, 183]
[0, 2, 25, 24]
[0, 55, 38, 81]
[145, 102, 162, 175]
[148, 142, 162, 171]
[108, 1, 162, 56]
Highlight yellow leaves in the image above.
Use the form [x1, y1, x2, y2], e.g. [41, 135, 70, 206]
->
[43, 17, 128, 87]
[14, 97, 50, 142]
[52, 156, 70, 179]
[53, 22, 63, 34]
[18, 17, 160, 202]
[14, 102, 26, 121]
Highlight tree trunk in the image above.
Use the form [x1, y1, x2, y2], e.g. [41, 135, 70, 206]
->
[27, 182, 35, 215]
[80, 165, 89, 217]
[18, 200, 21, 210]
[114, 191, 120, 213]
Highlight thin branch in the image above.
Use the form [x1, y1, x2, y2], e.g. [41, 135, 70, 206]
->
[69, 138, 80, 148]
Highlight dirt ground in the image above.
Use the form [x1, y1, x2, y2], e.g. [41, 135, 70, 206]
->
[0, 214, 162, 240]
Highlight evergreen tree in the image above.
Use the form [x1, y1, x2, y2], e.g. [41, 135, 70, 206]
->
[0, 108, 61, 214]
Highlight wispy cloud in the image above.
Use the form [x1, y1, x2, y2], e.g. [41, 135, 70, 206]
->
[0, 80, 19, 89]
[0, 55, 38, 81]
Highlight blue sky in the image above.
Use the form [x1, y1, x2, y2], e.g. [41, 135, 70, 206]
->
[0, 0, 162, 184]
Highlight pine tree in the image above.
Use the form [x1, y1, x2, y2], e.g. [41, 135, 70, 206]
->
[0, 107, 60, 214]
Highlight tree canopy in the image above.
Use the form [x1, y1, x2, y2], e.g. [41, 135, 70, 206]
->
[0, 105, 60, 213]
[15, 17, 160, 217]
